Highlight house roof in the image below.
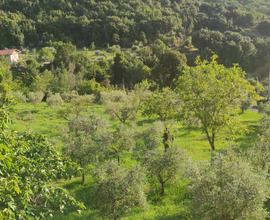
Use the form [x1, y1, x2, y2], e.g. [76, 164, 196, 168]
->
[0, 49, 21, 56]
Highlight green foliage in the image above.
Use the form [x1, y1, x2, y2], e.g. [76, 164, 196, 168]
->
[78, 79, 102, 101]
[187, 149, 269, 219]
[46, 93, 64, 108]
[11, 59, 40, 88]
[38, 47, 55, 62]
[257, 21, 270, 36]
[136, 121, 164, 153]
[60, 91, 79, 103]
[57, 96, 92, 121]
[140, 87, 181, 149]
[0, 96, 85, 219]
[53, 42, 76, 68]
[0, 131, 85, 219]
[144, 147, 186, 196]
[90, 42, 95, 50]
[27, 91, 44, 107]
[106, 45, 121, 54]
[63, 113, 110, 183]
[8, 91, 26, 102]
[141, 88, 181, 122]
[109, 123, 136, 164]
[177, 55, 257, 152]
[246, 130, 270, 173]
[30, 70, 54, 93]
[92, 161, 147, 220]
[101, 90, 139, 125]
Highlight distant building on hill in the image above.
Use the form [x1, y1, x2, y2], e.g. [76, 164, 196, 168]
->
[0, 49, 21, 62]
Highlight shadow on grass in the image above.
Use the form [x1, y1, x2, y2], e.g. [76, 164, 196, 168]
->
[236, 124, 261, 150]
[155, 215, 186, 220]
[137, 118, 157, 126]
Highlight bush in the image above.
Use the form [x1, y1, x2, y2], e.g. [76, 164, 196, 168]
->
[106, 45, 120, 54]
[21, 49, 29, 55]
[90, 42, 95, 50]
[78, 79, 103, 102]
[46, 93, 64, 108]
[187, 149, 269, 219]
[93, 161, 147, 220]
[95, 50, 101, 55]
[61, 91, 78, 103]
[8, 91, 26, 102]
[131, 45, 139, 51]
[77, 94, 95, 104]
[28, 91, 44, 107]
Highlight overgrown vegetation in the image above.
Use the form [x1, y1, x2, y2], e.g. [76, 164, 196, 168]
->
[1, 0, 270, 219]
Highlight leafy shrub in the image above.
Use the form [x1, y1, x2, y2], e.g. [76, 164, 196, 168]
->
[187, 149, 269, 219]
[61, 91, 78, 103]
[101, 91, 139, 124]
[93, 161, 147, 220]
[106, 45, 120, 54]
[131, 45, 139, 51]
[78, 79, 103, 102]
[8, 91, 26, 102]
[28, 91, 44, 107]
[90, 42, 95, 50]
[21, 48, 29, 55]
[46, 93, 64, 108]
[95, 50, 101, 55]
[77, 94, 95, 104]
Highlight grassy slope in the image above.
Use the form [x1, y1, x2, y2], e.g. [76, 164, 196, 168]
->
[9, 102, 262, 219]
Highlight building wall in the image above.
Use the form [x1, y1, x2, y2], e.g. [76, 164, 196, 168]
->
[6, 53, 19, 62]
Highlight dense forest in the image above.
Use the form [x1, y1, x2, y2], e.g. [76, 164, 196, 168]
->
[1, 0, 270, 219]
[1, 0, 270, 77]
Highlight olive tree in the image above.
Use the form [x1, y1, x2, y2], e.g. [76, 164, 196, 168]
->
[187, 150, 269, 219]
[93, 161, 147, 220]
[177, 55, 257, 154]
[101, 91, 139, 125]
[108, 123, 136, 164]
[144, 147, 186, 196]
[246, 129, 270, 173]
[63, 113, 110, 184]
[8, 91, 26, 102]
[140, 87, 182, 150]
[57, 95, 94, 120]
[27, 91, 44, 107]
[136, 121, 164, 152]
[258, 101, 270, 130]
[46, 93, 64, 108]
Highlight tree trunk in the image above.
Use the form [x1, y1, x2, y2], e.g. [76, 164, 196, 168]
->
[161, 182, 165, 196]
[117, 154, 120, 164]
[163, 128, 170, 151]
[204, 127, 215, 152]
[82, 168, 85, 185]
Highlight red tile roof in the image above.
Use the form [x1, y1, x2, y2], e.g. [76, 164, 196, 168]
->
[0, 49, 20, 56]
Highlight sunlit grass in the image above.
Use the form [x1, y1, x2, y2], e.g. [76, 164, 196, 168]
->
[9, 102, 262, 219]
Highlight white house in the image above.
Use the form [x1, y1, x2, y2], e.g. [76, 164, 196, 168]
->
[0, 49, 21, 62]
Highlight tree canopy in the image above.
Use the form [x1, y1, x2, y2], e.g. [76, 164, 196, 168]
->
[177, 55, 257, 153]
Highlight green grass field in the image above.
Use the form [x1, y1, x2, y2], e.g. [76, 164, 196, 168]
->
[8, 102, 263, 219]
